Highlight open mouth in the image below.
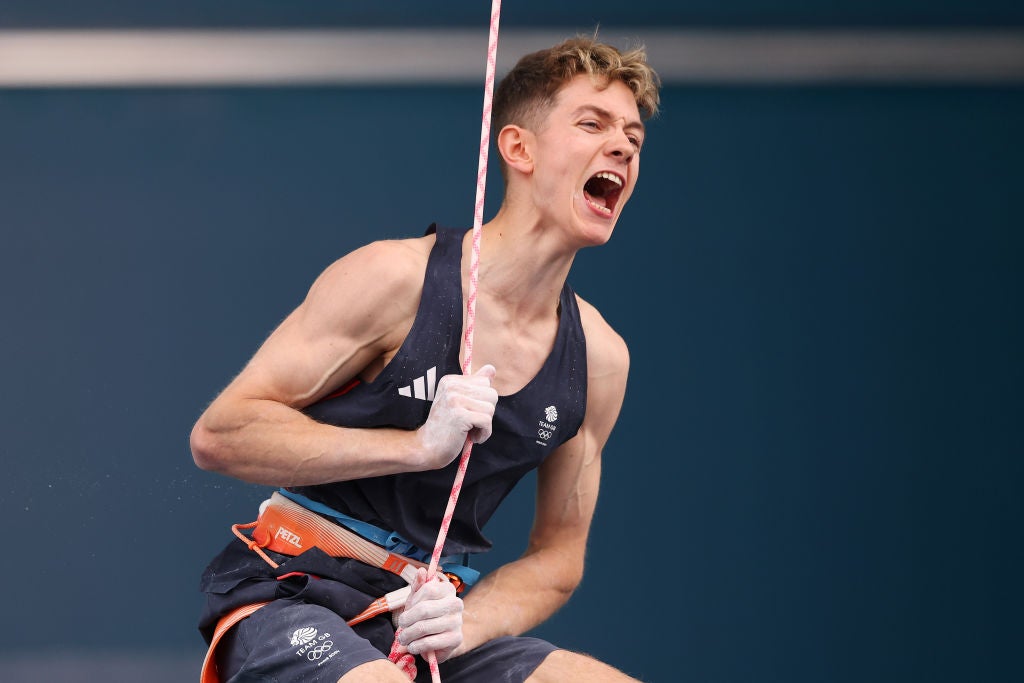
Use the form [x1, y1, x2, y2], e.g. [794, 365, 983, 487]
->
[583, 171, 624, 216]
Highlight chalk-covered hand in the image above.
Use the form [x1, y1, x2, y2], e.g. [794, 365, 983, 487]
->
[396, 568, 464, 663]
[415, 364, 498, 470]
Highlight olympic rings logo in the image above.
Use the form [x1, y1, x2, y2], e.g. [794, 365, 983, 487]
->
[307, 641, 334, 661]
[537, 429, 552, 440]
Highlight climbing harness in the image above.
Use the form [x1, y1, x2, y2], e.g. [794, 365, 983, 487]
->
[199, 491, 477, 683]
[239, 490, 477, 590]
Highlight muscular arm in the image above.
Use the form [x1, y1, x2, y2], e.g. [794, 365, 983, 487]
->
[190, 238, 496, 485]
[455, 300, 630, 653]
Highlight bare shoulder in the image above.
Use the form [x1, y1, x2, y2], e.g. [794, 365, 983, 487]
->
[574, 293, 630, 382]
[299, 235, 434, 327]
[311, 235, 433, 300]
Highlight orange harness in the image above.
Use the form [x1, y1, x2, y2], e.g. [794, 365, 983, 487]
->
[199, 492, 465, 683]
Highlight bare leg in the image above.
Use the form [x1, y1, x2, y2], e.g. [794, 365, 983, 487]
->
[527, 650, 642, 683]
[338, 658, 411, 682]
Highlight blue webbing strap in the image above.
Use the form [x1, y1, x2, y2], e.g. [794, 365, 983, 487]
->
[277, 488, 480, 588]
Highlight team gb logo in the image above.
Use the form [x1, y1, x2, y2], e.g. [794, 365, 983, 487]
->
[290, 627, 317, 646]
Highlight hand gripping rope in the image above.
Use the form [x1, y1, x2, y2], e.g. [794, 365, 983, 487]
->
[387, 2, 502, 681]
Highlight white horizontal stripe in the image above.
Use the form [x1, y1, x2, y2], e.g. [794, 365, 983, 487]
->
[0, 29, 1022, 86]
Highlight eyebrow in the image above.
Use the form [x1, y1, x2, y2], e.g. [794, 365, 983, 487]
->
[571, 105, 645, 135]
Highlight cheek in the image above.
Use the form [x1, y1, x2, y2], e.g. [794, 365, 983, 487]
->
[627, 159, 640, 193]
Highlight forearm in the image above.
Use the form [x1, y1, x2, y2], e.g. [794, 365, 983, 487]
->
[191, 397, 424, 485]
[457, 545, 583, 654]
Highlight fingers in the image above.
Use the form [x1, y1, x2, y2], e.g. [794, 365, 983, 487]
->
[434, 375, 497, 439]
[417, 367, 499, 468]
[459, 367, 499, 437]
[474, 364, 496, 380]
[399, 614, 462, 657]
[400, 570, 458, 618]
[406, 566, 427, 595]
[402, 629, 462, 660]
[397, 571, 464, 660]
[464, 365, 498, 444]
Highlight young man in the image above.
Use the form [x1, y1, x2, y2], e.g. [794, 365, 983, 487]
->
[192, 36, 660, 683]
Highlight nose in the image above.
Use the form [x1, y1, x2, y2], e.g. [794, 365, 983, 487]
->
[606, 129, 635, 164]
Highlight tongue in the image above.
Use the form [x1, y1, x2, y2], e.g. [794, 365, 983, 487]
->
[585, 190, 608, 209]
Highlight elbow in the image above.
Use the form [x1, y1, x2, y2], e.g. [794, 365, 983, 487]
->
[190, 418, 228, 473]
[526, 540, 586, 600]
[560, 563, 585, 597]
[547, 554, 585, 600]
[549, 570, 583, 609]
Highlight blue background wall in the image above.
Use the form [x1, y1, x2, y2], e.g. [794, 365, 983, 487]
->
[3, 1, 1024, 27]
[1, 4, 1022, 682]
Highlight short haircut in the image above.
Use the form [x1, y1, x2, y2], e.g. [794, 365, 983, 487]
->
[492, 35, 661, 136]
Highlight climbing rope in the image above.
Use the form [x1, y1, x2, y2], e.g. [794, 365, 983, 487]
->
[388, 2, 502, 681]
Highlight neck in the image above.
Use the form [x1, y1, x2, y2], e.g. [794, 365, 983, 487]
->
[471, 204, 577, 318]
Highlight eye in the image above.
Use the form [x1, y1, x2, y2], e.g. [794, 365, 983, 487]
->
[580, 120, 601, 131]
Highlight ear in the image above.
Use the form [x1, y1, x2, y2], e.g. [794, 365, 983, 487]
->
[496, 124, 534, 175]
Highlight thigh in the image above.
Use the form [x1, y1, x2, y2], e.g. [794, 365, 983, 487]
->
[216, 600, 387, 683]
[421, 636, 557, 683]
[525, 649, 641, 683]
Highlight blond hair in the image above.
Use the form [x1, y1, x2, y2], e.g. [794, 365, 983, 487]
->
[493, 35, 661, 134]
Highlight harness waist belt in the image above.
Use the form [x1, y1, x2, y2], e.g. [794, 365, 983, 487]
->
[277, 488, 474, 571]
[244, 491, 478, 590]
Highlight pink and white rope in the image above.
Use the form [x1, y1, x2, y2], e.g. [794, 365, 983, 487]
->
[389, 2, 502, 682]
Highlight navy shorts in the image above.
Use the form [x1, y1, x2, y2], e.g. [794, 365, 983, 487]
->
[214, 598, 557, 682]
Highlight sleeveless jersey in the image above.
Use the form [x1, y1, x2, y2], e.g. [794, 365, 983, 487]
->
[292, 226, 588, 555]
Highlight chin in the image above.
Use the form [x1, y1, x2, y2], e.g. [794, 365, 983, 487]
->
[578, 220, 618, 247]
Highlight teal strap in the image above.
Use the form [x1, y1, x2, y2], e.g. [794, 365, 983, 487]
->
[277, 488, 480, 588]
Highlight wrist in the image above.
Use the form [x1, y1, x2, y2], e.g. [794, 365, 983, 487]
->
[340, 426, 430, 476]
[455, 609, 500, 655]
[404, 427, 433, 472]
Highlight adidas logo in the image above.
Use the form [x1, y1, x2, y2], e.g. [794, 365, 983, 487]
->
[397, 366, 437, 401]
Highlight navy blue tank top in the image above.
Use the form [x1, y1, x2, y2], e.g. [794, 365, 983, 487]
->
[293, 226, 588, 555]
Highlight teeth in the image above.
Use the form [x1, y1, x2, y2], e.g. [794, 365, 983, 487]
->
[585, 196, 613, 215]
[594, 171, 623, 187]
